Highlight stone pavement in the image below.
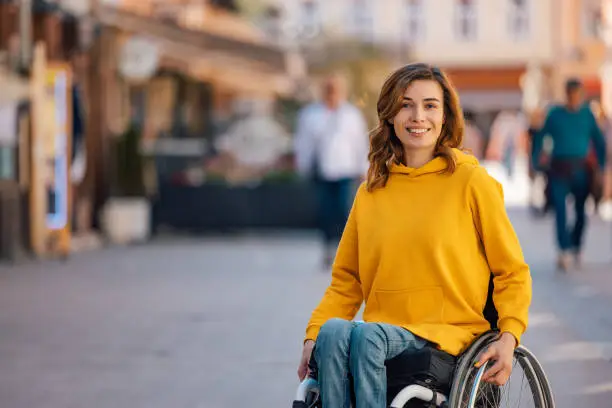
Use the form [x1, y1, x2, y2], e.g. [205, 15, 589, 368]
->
[0, 210, 611, 408]
[503, 210, 612, 408]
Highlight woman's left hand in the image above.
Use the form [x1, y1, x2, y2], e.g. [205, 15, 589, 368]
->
[474, 332, 517, 386]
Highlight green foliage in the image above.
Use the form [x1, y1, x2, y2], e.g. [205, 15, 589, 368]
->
[112, 123, 145, 197]
[275, 97, 305, 133]
[235, 0, 267, 18]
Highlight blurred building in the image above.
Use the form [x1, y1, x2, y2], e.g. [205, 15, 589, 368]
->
[0, 0, 302, 253]
[93, 0, 305, 240]
[259, 0, 612, 131]
[259, 1, 556, 134]
[552, 0, 606, 101]
[95, 0, 293, 151]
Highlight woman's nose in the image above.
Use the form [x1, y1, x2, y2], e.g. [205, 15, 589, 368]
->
[411, 106, 426, 122]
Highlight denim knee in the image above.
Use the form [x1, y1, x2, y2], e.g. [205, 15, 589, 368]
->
[315, 318, 353, 362]
[349, 323, 385, 356]
[317, 318, 354, 343]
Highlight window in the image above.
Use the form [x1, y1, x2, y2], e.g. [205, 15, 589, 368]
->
[508, 0, 529, 40]
[351, 0, 374, 43]
[402, 0, 424, 42]
[300, 0, 321, 39]
[582, 0, 602, 38]
[0, 148, 15, 180]
[455, 0, 477, 41]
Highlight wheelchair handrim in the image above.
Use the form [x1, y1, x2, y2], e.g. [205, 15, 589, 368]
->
[453, 347, 548, 407]
[448, 331, 499, 403]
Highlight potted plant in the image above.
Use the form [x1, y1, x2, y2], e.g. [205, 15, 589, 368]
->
[101, 123, 151, 244]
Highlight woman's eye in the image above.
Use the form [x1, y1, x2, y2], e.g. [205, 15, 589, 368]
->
[425, 103, 437, 110]
[402, 103, 410, 108]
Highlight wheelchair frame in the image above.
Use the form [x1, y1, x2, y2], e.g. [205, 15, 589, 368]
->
[293, 331, 555, 408]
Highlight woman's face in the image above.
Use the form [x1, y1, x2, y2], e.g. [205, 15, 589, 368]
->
[392, 79, 445, 154]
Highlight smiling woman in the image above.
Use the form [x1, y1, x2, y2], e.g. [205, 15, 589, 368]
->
[297, 62, 534, 408]
[393, 81, 445, 158]
[367, 63, 465, 191]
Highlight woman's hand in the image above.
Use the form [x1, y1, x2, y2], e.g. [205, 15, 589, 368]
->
[298, 340, 316, 381]
[474, 332, 517, 386]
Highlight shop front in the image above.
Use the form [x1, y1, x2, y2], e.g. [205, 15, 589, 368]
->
[96, 4, 313, 235]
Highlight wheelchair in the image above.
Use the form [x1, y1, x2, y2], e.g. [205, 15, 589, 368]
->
[293, 281, 554, 407]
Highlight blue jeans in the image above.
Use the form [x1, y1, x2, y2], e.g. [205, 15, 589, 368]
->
[314, 318, 427, 408]
[549, 169, 590, 251]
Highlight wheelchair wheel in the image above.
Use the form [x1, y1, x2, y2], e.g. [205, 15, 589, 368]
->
[516, 346, 554, 408]
[448, 334, 555, 407]
[305, 390, 321, 408]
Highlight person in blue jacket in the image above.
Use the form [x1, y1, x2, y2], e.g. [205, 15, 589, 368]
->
[532, 78, 607, 271]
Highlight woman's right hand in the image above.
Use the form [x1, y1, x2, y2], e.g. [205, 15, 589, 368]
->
[297, 340, 316, 381]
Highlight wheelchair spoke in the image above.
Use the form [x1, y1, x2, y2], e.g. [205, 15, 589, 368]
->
[457, 354, 545, 408]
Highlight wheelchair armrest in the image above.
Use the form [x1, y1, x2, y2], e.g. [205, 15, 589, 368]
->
[295, 377, 319, 403]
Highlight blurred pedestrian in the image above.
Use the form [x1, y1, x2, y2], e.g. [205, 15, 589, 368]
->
[486, 110, 527, 178]
[462, 111, 484, 159]
[531, 79, 607, 271]
[294, 74, 370, 269]
[588, 100, 612, 212]
[526, 107, 552, 216]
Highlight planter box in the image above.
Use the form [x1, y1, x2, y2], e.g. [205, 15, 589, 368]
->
[152, 181, 319, 232]
[101, 197, 152, 244]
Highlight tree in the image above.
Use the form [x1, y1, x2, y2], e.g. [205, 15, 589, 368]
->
[304, 38, 405, 128]
[234, 0, 266, 18]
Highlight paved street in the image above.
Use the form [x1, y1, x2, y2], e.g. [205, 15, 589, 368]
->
[0, 210, 611, 408]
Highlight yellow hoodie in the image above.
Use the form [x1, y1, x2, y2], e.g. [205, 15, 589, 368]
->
[305, 149, 532, 356]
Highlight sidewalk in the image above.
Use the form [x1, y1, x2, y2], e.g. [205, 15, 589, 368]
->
[0, 209, 610, 408]
[510, 208, 612, 325]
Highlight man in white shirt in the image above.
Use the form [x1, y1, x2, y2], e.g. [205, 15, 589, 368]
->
[294, 74, 370, 268]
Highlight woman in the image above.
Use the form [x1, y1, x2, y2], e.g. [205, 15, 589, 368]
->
[296, 63, 532, 408]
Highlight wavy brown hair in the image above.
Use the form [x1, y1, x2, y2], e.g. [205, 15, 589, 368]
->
[366, 63, 465, 191]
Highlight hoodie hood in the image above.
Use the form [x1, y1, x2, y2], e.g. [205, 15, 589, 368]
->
[389, 148, 478, 178]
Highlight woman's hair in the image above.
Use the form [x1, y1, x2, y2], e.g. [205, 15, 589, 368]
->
[366, 63, 465, 191]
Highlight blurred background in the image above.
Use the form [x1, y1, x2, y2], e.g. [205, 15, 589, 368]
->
[1, 1, 612, 407]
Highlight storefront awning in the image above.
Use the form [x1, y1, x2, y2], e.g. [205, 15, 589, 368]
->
[97, 5, 293, 95]
[444, 66, 525, 91]
[97, 5, 288, 74]
[155, 39, 293, 96]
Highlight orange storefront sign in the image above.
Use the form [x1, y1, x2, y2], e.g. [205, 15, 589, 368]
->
[443, 67, 526, 91]
[582, 77, 601, 97]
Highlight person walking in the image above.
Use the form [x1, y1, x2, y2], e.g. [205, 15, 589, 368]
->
[531, 78, 607, 271]
[294, 74, 370, 269]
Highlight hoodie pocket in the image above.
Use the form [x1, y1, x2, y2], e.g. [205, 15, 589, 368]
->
[374, 286, 445, 324]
